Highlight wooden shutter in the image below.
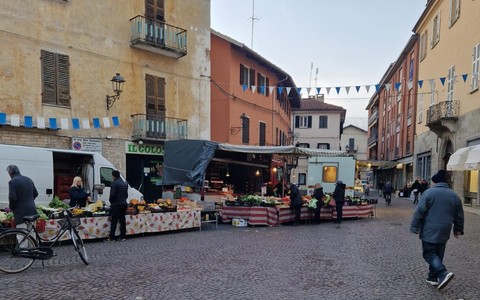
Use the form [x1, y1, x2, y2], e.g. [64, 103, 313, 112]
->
[259, 122, 266, 146]
[156, 77, 166, 116]
[57, 54, 70, 106]
[249, 68, 255, 87]
[295, 116, 300, 128]
[240, 64, 245, 85]
[265, 77, 270, 96]
[41, 50, 56, 105]
[146, 74, 156, 117]
[307, 116, 312, 128]
[145, 0, 164, 21]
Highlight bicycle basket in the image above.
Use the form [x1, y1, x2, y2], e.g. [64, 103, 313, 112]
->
[58, 218, 81, 228]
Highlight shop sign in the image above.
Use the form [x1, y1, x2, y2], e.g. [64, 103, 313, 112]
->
[72, 138, 103, 154]
[125, 141, 164, 156]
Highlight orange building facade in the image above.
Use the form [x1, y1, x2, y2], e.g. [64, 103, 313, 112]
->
[210, 30, 299, 147]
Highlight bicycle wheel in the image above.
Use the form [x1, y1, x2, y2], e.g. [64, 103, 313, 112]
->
[70, 228, 89, 265]
[0, 230, 37, 273]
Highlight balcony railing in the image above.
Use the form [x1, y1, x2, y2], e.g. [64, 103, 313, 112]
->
[368, 134, 378, 145]
[426, 100, 460, 125]
[131, 114, 188, 141]
[130, 15, 187, 58]
[368, 110, 378, 125]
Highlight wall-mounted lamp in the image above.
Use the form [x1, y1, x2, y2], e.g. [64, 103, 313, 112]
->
[226, 170, 230, 177]
[396, 163, 403, 170]
[230, 113, 246, 135]
[255, 170, 260, 176]
[106, 73, 126, 110]
[273, 167, 277, 173]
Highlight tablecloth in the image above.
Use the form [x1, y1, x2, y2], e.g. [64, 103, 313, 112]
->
[38, 211, 201, 241]
[221, 206, 278, 227]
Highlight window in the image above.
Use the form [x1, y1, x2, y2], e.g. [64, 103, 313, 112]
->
[416, 152, 431, 180]
[145, 0, 165, 22]
[449, 0, 461, 27]
[294, 116, 312, 128]
[146, 74, 166, 117]
[447, 65, 455, 102]
[41, 50, 70, 106]
[145, 0, 165, 44]
[418, 93, 423, 122]
[420, 30, 428, 61]
[409, 51, 415, 83]
[257, 73, 269, 96]
[259, 122, 266, 146]
[431, 12, 441, 48]
[100, 167, 114, 187]
[239, 64, 255, 88]
[317, 143, 330, 149]
[430, 81, 436, 106]
[297, 143, 310, 148]
[241, 115, 250, 144]
[322, 166, 337, 183]
[298, 173, 306, 185]
[319, 116, 328, 128]
[348, 138, 355, 150]
[472, 43, 480, 91]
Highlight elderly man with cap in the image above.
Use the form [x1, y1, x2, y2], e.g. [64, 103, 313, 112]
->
[410, 170, 464, 290]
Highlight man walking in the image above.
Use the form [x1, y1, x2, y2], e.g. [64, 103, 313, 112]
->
[7, 165, 38, 228]
[107, 170, 129, 242]
[410, 170, 464, 290]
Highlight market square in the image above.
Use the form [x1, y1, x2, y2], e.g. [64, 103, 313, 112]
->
[1, 191, 479, 300]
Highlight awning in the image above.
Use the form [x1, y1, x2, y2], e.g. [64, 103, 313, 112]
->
[447, 145, 480, 171]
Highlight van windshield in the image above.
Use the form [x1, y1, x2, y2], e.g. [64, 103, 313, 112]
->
[100, 167, 114, 187]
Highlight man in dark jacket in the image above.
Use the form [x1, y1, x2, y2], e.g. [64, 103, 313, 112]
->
[332, 181, 346, 227]
[7, 165, 38, 227]
[107, 170, 129, 242]
[289, 183, 303, 226]
[410, 170, 464, 290]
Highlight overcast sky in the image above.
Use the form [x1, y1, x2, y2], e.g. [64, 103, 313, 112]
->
[211, 0, 427, 129]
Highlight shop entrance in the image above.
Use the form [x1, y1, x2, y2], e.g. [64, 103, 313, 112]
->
[126, 154, 163, 203]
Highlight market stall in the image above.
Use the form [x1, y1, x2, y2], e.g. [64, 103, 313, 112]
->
[38, 210, 201, 241]
[221, 206, 278, 227]
[276, 206, 332, 224]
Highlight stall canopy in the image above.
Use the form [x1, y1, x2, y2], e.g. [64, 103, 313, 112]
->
[162, 139, 347, 187]
[447, 145, 480, 171]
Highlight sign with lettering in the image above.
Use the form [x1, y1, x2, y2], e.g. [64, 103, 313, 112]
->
[71, 138, 103, 154]
[125, 141, 164, 156]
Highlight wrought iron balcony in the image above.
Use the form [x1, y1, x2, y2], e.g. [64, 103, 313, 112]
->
[426, 100, 459, 136]
[130, 15, 187, 58]
[131, 114, 188, 141]
[368, 134, 378, 146]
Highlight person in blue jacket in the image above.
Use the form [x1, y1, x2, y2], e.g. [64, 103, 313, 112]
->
[410, 170, 464, 290]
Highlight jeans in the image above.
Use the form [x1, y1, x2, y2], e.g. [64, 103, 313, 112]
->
[109, 204, 127, 240]
[422, 240, 447, 280]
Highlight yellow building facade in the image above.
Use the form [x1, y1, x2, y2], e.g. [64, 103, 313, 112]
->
[0, 0, 211, 201]
[414, 0, 480, 208]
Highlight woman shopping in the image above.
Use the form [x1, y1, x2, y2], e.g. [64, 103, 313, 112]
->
[69, 176, 91, 208]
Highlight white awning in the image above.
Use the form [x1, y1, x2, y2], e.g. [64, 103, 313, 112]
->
[447, 145, 480, 171]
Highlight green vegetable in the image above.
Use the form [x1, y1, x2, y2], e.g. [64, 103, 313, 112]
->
[36, 207, 49, 220]
[48, 196, 69, 209]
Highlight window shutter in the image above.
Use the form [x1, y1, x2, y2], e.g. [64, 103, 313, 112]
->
[156, 77, 166, 115]
[295, 116, 300, 128]
[240, 64, 245, 85]
[249, 68, 255, 87]
[257, 73, 261, 94]
[41, 50, 56, 105]
[265, 77, 270, 96]
[307, 116, 312, 128]
[146, 74, 156, 116]
[57, 54, 70, 106]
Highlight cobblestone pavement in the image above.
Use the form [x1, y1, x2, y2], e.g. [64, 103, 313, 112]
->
[1, 191, 480, 300]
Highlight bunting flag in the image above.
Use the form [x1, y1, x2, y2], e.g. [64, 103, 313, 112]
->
[237, 71, 479, 96]
[0, 112, 120, 130]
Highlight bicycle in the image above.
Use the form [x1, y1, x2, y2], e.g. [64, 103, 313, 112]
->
[0, 207, 89, 274]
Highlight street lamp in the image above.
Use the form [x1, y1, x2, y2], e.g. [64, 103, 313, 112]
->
[106, 73, 125, 110]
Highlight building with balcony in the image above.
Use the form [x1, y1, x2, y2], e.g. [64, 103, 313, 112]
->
[290, 95, 346, 189]
[366, 35, 419, 191]
[0, 0, 211, 202]
[413, 0, 480, 208]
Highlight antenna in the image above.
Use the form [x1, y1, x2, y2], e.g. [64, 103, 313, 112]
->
[315, 67, 319, 93]
[250, 0, 260, 49]
[309, 62, 313, 90]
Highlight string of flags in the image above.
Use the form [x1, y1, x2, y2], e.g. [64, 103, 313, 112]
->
[0, 112, 120, 130]
[240, 72, 479, 96]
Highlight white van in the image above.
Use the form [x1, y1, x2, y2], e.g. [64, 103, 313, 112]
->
[0, 144, 143, 208]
